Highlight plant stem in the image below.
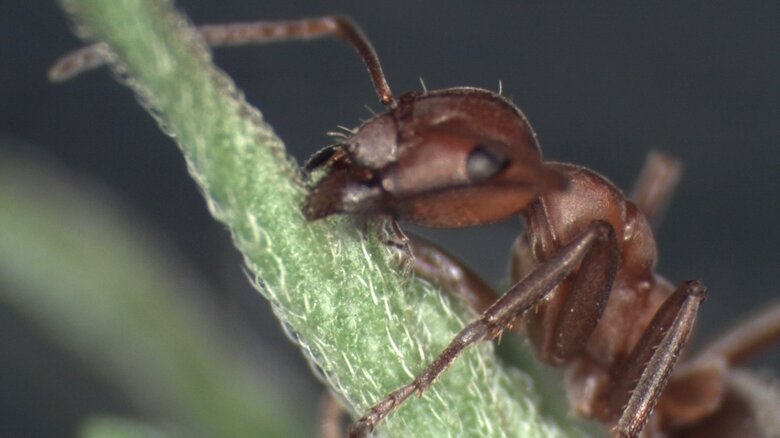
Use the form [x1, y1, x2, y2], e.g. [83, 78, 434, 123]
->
[58, 0, 583, 436]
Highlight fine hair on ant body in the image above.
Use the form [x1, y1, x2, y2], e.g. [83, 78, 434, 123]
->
[52, 15, 780, 438]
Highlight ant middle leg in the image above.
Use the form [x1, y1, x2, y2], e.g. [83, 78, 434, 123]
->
[652, 296, 780, 430]
[350, 221, 618, 437]
[599, 280, 707, 438]
[648, 298, 751, 432]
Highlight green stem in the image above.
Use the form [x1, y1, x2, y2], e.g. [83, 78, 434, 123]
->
[58, 0, 584, 436]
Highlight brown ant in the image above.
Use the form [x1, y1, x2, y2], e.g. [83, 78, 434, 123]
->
[51, 15, 780, 438]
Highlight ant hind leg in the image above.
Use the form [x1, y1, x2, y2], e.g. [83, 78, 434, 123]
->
[695, 300, 780, 366]
[630, 151, 682, 229]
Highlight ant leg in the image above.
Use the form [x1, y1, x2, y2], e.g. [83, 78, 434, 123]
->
[653, 300, 780, 428]
[350, 221, 617, 437]
[509, 222, 619, 362]
[602, 280, 706, 438]
[50, 16, 396, 107]
[408, 234, 497, 313]
[546, 221, 619, 361]
[695, 300, 780, 365]
[650, 358, 728, 429]
[318, 391, 347, 438]
[629, 151, 682, 228]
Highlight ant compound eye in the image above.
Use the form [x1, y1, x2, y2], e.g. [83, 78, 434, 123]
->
[466, 145, 508, 182]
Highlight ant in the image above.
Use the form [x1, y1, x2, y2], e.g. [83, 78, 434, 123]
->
[51, 15, 780, 438]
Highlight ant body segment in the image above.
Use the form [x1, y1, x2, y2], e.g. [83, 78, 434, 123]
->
[52, 16, 780, 438]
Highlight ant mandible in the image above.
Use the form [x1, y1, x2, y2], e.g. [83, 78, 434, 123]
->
[52, 15, 780, 438]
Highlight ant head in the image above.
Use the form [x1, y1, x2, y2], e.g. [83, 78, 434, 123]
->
[304, 88, 566, 227]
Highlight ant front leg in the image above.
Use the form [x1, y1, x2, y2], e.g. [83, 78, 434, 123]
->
[323, 235, 493, 435]
[407, 235, 497, 313]
[350, 221, 618, 437]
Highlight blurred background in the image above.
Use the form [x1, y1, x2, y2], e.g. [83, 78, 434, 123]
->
[1, 1, 778, 436]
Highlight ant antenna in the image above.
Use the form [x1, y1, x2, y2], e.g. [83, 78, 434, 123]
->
[326, 17, 396, 108]
[50, 16, 397, 108]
